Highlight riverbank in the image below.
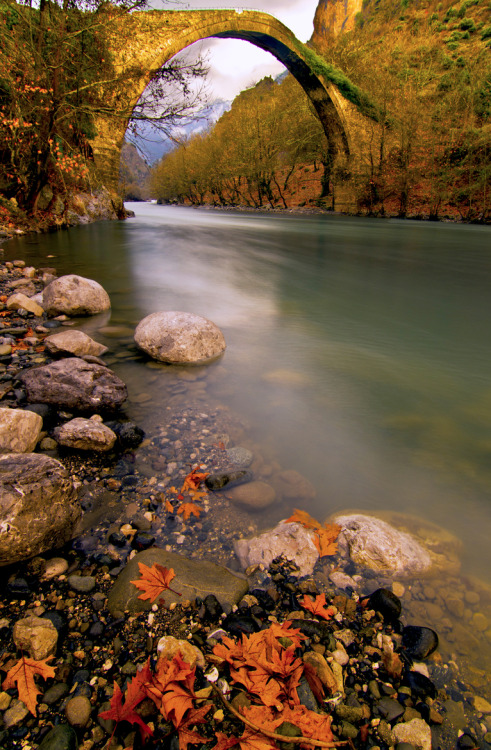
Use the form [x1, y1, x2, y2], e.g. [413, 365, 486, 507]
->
[2, 252, 491, 749]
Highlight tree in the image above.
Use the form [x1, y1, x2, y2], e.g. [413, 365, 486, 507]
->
[0, 0, 208, 211]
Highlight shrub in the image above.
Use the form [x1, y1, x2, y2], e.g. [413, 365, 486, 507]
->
[481, 25, 491, 39]
[460, 17, 476, 31]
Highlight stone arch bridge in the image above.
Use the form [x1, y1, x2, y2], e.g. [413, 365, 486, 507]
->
[93, 9, 378, 211]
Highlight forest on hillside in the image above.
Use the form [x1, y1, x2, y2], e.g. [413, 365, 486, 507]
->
[150, 0, 490, 221]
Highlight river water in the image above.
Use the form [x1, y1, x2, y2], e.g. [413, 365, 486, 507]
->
[3, 205, 491, 578]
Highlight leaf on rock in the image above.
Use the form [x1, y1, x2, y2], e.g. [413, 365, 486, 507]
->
[300, 593, 335, 621]
[313, 524, 341, 557]
[284, 509, 320, 530]
[2, 655, 55, 716]
[130, 562, 180, 602]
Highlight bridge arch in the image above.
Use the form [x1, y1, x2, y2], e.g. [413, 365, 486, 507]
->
[93, 9, 364, 210]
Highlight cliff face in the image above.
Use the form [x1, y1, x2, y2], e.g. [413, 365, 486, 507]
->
[312, 0, 363, 48]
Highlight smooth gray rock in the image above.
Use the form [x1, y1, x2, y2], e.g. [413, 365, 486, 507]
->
[45, 330, 108, 358]
[134, 311, 226, 364]
[65, 695, 92, 728]
[107, 548, 248, 615]
[43, 274, 110, 316]
[0, 453, 80, 566]
[0, 407, 43, 453]
[20, 358, 127, 412]
[234, 521, 319, 576]
[392, 718, 431, 750]
[67, 575, 96, 594]
[334, 513, 432, 575]
[53, 418, 117, 452]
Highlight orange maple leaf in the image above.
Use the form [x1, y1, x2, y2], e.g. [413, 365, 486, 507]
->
[284, 508, 321, 530]
[213, 731, 241, 750]
[165, 499, 174, 512]
[130, 562, 181, 603]
[2, 655, 55, 715]
[182, 466, 209, 492]
[177, 502, 202, 521]
[276, 705, 334, 744]
[313, 524, 341, 557]
[175, 704, 211, 750]
[300, 593, 335, 621]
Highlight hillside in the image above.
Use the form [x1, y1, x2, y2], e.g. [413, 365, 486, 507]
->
[119, 142, 151, 201]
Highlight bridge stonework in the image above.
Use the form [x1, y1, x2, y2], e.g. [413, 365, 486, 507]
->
[93, 9, 379, 212]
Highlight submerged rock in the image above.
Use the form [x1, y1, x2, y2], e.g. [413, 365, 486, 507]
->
[205, 469, 252, 490]
[334, 513, 432, 575]
[134, 311, 226, 364]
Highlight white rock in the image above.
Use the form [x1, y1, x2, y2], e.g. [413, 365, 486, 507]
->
[53, 417, 117, 452]
[234, 521, 319, 576]
[45, 330, 108, 357]
[392, 718, 431, 750]
[134, 311, 226, 364]
[334, 513, 432, 575]
[6, 293, 44, 317]
[43, 274, 110, 316]
[0, 408, 43, 453]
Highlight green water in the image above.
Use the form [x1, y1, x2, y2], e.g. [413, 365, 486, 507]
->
[3, 204, 491, 581]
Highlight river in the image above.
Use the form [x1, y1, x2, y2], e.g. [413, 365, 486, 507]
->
[3, 205, 491, 592]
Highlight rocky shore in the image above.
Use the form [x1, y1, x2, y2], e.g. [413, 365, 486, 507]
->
[2, 253, 491, 750]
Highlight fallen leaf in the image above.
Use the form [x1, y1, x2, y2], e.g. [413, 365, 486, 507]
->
[284, 509, 320, 530]
[130, 561, 181, 603]
[300, 593, 335, 621]
[2, 656, 55, 715]
[98, 666, 154, 743]
[177, 502, 202, 521]
[313, 524, 341, 557]
[175, 704, 211, 750]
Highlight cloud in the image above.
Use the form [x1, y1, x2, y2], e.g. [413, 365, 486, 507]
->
[169, 0, 319, 101]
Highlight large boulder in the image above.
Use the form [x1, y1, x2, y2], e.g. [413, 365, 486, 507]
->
[44, 330, 108, 358]
[42, 274, 110, 316]
[107, 548, 248, 615]
[19, 358, 127, 412]
[0, 408, 43, 453]
[234, 521, 319, 576]
[53, 417, 117, 452]
[334, 513, 432, 575]
[134, 311, 226, 364]
[0, 453, 80, 566]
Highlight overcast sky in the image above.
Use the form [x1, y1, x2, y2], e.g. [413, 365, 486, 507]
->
[166, 0, 320, 101]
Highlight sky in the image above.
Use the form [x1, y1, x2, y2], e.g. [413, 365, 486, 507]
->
[164, 0, 320, 101]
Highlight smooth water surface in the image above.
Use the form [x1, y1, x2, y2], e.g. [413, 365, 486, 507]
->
[3, 204, 491, 581]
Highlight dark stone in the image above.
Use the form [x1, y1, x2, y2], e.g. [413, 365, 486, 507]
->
[43, 682, 69, 705]
[205, 469, 252, 490]
[72, 669, 90, 685]
[250, 589, 276, 611]
[402, 625, 439, 659]
[37, 724, 78, 750]
[7, 577, 30, 595]
[202, 594, 224, 621]
[403, 670, 437, 699]
[368, 588, 402, 621]
[457, 736, 480, 750]
[296, 675, 318, 711]
[395, 745, 416, 750]
[223, 613, 260, 636]
[92, 552, 114, 567]
[107, 421, 145, 448]
[290, 619, 336, 648]
[376, 696, 405, 722]
[109, 531, 128, 547]
[131, 532, 155, 551]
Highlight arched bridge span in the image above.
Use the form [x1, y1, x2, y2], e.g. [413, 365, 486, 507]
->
[93, 9, 374, 211]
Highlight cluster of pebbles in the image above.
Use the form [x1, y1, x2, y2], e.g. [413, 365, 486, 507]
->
[2, 256, 491, 749]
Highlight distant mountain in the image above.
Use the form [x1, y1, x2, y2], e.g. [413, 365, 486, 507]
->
[119, 142, 151, 201]
[127, 99, 232, 165]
